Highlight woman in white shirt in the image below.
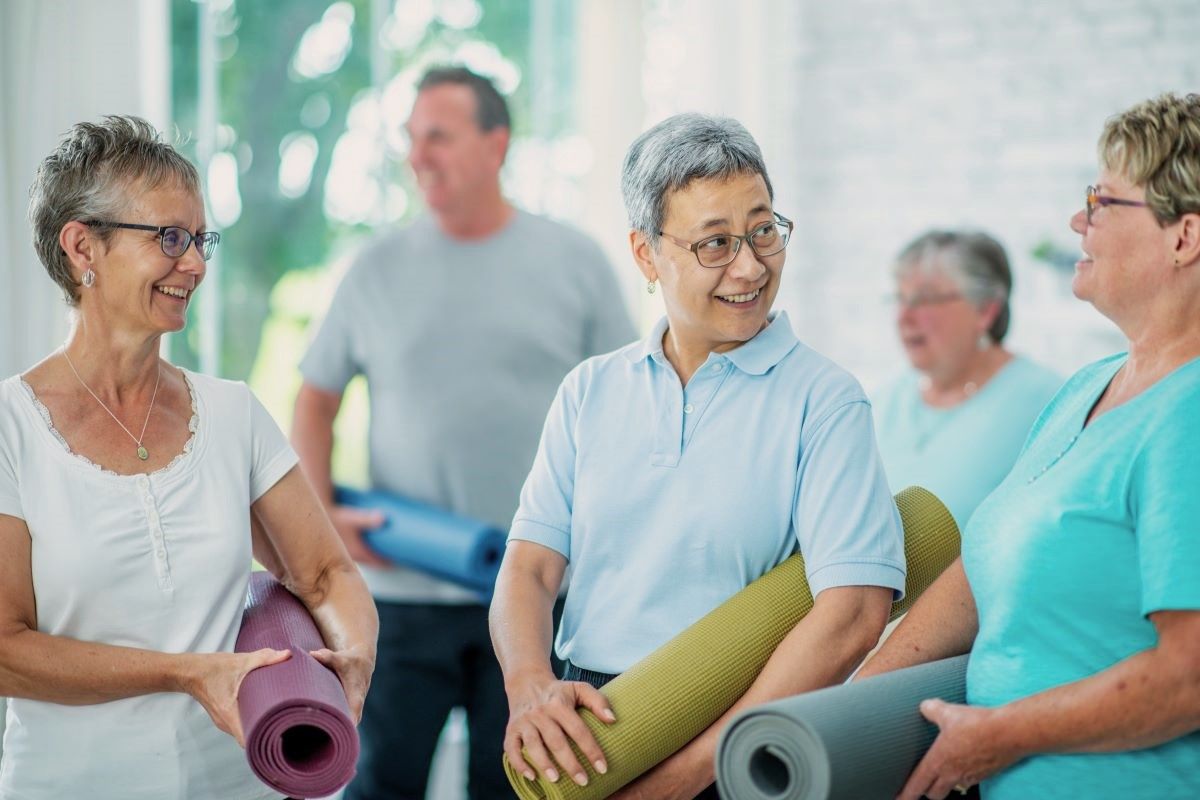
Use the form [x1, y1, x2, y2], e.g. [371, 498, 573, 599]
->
[0, 116, 377, 799]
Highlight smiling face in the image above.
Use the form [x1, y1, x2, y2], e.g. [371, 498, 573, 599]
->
[86, 182, 208, 334]
[1070, 169, 1173, 322]
[894, 266, 993, 375]
[405, 83, 508, 217]
[634, 172, 783, 355]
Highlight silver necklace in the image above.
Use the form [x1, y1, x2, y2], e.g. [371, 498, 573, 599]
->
[62, 349, 162, 461]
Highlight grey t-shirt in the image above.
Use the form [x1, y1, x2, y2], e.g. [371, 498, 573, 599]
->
[299, 210, 636, 603]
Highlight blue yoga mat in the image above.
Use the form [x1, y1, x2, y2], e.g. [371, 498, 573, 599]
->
[335, 486, 505, 594]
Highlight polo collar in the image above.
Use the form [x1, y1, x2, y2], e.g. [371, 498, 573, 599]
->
[625, 311, 799, 375]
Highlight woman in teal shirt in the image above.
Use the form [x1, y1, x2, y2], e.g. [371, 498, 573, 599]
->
[858, 92, 1200, 800]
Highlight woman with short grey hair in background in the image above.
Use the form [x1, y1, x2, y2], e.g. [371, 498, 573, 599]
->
[871, 230, 1061, 528]
[490, 113, 906, 800]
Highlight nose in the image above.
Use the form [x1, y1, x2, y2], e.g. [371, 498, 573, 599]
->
[176, 242, 207, 281]
[725, 240, 768, 282]
[1070, 207, 1087, 235]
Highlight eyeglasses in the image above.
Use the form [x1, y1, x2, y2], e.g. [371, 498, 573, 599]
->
[84, 221, 221, 261]
[659, 213, 793, 268]
[887, 291, 965, 310]
[1085, 185, 1149, 226]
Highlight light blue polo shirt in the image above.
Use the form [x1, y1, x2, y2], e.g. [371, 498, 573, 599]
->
[509, 312, 906, 674]
[964, 353, 1200, 799]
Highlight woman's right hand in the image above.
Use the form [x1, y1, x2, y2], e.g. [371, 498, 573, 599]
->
[179, 648, 292, 746]
[327, 504, 389, 567]
[503, 673, 616, 787]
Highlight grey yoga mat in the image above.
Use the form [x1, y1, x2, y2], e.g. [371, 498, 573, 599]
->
[716, 655, 969, 800]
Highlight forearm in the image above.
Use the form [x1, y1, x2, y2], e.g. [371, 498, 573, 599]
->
[856, 557, 977, 680]
[490, 564, 560, 693]
[986, 645, 1200, 759]
[303, 562, 378, 658]
[0, 628, 192, 705]
[672, 586, 892, 782]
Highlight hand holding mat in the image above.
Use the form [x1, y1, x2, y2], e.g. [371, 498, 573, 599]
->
[716, 656, 969, 799]
[502, 486, 961, 800]
[335, 486, 504, 594]
[236, 571, 360, 798]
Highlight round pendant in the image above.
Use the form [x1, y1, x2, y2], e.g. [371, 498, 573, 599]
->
[137, 445, 149, 461]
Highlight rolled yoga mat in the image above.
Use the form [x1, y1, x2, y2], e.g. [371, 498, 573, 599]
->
[236, 571, 359, 798]
[335, 485, 504, 594]
[502, 486, 960, 800]
[716, 655, 969, 800]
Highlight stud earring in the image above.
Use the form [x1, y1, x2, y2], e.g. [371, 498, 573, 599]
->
[647, 280, 657, 294]
[82, 268, 96, 288]
[977, 332, 991, 351]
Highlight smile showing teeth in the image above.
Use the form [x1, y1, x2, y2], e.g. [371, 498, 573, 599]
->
[156, 286, 189, 299]
[717, 289, 760, 304]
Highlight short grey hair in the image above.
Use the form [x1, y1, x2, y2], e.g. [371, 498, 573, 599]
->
[621, 113, 773, 245]
[894, 230, 1013, 343]
[417, 65, 511, 132]
[29, 115, 202, 306]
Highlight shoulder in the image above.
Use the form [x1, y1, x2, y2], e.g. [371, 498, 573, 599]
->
[0, 375, 30, 430]
[178, 369, 253, 413]
[1004, 355, 1065, 396]
[514, 212, 606, 260]
[777, 339, 869, 407]
[559, 342, 642, 401]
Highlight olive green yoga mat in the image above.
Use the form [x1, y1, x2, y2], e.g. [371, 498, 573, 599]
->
[715, 656, 969, 799]
[502, 486, 960, 800]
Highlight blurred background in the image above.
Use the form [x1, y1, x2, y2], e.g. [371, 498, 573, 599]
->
[1, 0, 1198, 795]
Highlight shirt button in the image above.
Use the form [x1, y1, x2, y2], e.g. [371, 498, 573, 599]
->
[712, 363, 722, 372]
[684, 403, 694, 414]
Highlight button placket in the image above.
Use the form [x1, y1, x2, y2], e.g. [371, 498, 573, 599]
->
[136, 476, 175, 592]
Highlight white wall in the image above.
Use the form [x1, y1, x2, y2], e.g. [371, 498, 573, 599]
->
[0, 0, 170, 379]
[574, 0, 1200, 387]
[0, 0, 170, 761]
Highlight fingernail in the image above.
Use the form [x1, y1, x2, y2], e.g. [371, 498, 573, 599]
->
[594, 760, 608, 774]
[546, 768, 559, 782]
[574, 772, 588, 786]
[602, 708, 616, 722]
[524, 771, 536, 782]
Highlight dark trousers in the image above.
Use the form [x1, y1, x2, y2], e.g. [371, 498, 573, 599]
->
[346, 601, 510, 800]
[561, 661, 720, 800]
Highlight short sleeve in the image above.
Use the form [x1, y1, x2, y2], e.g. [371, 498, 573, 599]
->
[579, 242, 637, 357]
[507, 370, 583, 558]
[298, 266, 364, 394]
[1132, 412, 1200, 615]
[794, 399, 907, 599]
[0, 423, 21, 520]
[248, 388, 300, 503]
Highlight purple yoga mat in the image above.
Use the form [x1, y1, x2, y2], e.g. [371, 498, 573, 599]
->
[236, 572, 359, 798]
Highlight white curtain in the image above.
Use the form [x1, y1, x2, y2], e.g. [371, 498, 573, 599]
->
[0, 0, 169, 761]
[0, 0, 169, 379]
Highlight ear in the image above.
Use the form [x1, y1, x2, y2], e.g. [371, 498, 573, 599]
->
[976, 298, 1002, 333]
[629, 229, 659, 283]
[1172, 212, 1200, 268]
[487, 127, 510, 169]
[59, 220, 99, 279]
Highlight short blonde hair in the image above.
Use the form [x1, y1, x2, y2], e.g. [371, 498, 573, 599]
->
[1098, 92, 1200, 225]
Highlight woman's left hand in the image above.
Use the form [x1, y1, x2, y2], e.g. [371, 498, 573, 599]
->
[896, 699, 1023, 799]
[310, 643, 375, 723]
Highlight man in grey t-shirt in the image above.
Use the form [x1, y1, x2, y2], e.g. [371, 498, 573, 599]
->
[293, 67, 634, 800]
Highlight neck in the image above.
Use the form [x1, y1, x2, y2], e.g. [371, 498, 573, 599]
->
[662, 321, 764, 386]
[64, 315, 163, 400]
[433, 188, 513, 240]
[922, 346, 1011, 407]
[1116, 287, 1200, 382]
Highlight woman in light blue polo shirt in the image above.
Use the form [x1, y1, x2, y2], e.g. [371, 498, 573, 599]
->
[489, 114, 906, 800]
[857, 92, 1200, 800]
